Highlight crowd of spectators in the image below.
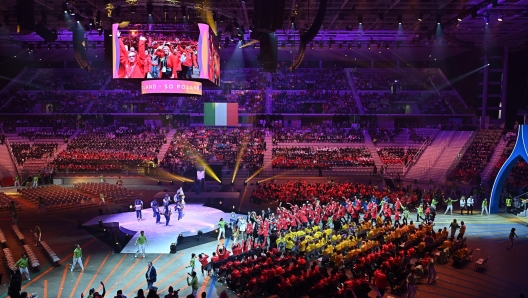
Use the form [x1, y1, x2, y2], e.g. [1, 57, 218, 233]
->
[351, 68, 447, 91]
[160, 127, 265, 175]
[26, 69, 109, 90]
[377, 147, 419, 166]
[272, 123, 364, 144]
[179, 91, 265, 113]
[272, 147, 374, 169]
[17, 128, 75, 141]
[52, 122, 165, 172]
[368, 127, 397, 144]
[272, 68, 348, 90]
[449, 130, 503, 184]
[0, 116, 78, 134]
[88, 92, 177, 113]
[104, 79, 138, 90]
[221, 69, 269, 90]
[1, 91, 94, 113]
[415, 93, 453, 115]
[489, 134, 527, 189]
[358, 92, 407, 114]
[11, 143, 57, 165]
[272, 91, 358, 114]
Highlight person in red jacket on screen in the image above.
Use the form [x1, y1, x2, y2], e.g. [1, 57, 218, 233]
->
[143, 49, 152, 78]
[117, 31, 146, 78]
[155, 45, 178, 79]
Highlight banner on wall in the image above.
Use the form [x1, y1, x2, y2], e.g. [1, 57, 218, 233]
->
[141, 80, 202, 95]
[204, 102, 239, 126]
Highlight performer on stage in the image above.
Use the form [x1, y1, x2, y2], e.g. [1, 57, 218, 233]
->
[135, 230, 148, 258]
[163, 204, 171, 226]
[135, 198, 144, 221]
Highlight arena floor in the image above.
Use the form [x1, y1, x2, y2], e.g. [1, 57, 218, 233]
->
[1, 181, 527, 298]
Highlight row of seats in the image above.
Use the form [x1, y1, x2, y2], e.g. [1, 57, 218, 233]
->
[39, 241, 61, 266]
[0, 193, 21, 211]
[12, 225, 25, 244]
[23, 244, 40, 271]
[18, 185, 92, 210]
[74, 182, 133, 203]
[0, 228, 6, 246]
[3, 248, 16, 270]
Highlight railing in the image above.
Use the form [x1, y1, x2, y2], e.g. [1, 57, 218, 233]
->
[419, 131, 455, 178]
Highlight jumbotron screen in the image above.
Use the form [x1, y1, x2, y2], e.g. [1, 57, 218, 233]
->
[112, 23, 220, 85]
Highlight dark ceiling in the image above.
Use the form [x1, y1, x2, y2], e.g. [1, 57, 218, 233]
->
[1, 0, 527, 61]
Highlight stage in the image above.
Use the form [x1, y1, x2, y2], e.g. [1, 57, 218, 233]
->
[82, 204, 235, 254]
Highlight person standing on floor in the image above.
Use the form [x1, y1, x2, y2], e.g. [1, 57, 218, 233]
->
[416, 205, 424, 222]
[99, 193, 106, 206]
[135, 231, 148, 258]
[15, 253, 30, 281]
[449, 219, 459, 239]
[34, 224, 41, 246]
[163, 204, 171, 226]
[217, 218, 227, 240]
[457, 221, 466, 240]
[509, 228, 518, 250]
[100, 174, 105, 183]
[175, 201, 183, 221]
[481, 198, 489, 215]
[189, 253, 197, 273]
[14, 175, 20, 188]
[198, 253, 209, 276]
[186, 271, 199, 298]
[154, 205, 161, 224]
[135, 198, 143, 221]
[506, 195, 512, 213]
[71, 244, 84, 271]
[38, 196, 46, 214]
[145, 262, 158, 291]
[444, 197, 457, 215]
[406, 268, 417, 298]
[466, 196, 474, 215]
[426, 252, 437, 283]
[459, 196, 466, 215]
[151, 198, 158, 218]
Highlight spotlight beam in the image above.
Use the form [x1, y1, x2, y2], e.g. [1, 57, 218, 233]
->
[442, 64, 490, 88]
[179, 141, 221, 183]
[239, 39, 259, 49]
[245, 167, 264, 184]
[231, 135, 249, 183]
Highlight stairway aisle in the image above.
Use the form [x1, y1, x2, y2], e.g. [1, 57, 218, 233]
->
[0, 144, 18, 184]
[481, 138, 507, 184]
[363, 131, 384, 170]
[156, 128, 178, 162]
[263, 133, 273, 177]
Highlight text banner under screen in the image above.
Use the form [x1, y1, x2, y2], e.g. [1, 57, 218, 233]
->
[141, 80, 202, 95]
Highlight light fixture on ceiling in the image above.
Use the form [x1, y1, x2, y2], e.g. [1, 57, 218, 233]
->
[498, 14, 503, 22]
[418, 13, 423, 22]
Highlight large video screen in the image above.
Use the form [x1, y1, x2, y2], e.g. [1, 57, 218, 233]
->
[112, 23, 220, 85]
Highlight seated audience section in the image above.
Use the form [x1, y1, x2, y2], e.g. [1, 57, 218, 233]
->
[449, 129, 502, 183]
[272, 147, 374, 169]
